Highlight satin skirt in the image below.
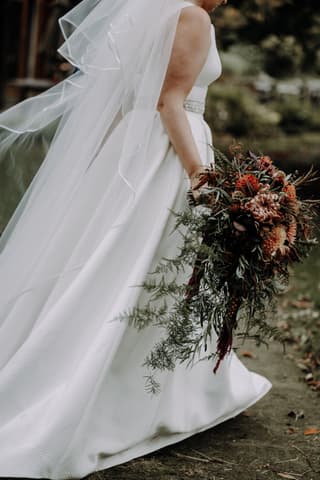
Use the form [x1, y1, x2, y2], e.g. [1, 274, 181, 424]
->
[0, 110, 271, 479]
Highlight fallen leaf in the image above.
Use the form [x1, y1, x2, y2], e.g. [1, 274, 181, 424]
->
[310, 384, 320, 392]
[304, 427, 320, 436]
[302, 356, 313, 365]
[286, 427, 297, 435]
[277, 473, 299, 479]
[307, 380, 320, 388]
[240, 350, 255, 358]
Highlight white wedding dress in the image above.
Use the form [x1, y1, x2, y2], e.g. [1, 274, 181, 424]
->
[0, 8, 271, 479]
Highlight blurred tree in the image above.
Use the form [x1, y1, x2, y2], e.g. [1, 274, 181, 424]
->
[214, 0, 320, 76]
[261, 34, 304, 77]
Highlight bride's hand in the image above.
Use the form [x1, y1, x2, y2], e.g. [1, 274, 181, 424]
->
[188, 165, 210, 202]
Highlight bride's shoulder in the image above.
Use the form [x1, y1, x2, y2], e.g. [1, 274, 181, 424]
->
[179, 4, 212, 33]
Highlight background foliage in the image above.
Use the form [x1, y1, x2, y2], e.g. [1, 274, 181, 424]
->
[207, 0, 320, 145]
[214, 0, 320, 76]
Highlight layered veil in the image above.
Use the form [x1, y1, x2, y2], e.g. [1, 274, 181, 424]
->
[0, 0, 188, 328]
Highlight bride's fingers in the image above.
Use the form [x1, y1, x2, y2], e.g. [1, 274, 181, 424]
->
[190, 170, 209, 190]
[187, 181, 209, 205]
[188, 164, 215, 204]
[191, 176, 208, 191]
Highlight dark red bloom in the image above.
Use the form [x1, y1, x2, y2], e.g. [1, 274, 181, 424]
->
[256, 155, 275, 174]
[235, 174, 261, 195]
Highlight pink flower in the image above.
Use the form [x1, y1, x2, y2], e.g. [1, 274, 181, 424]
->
[243, 192, 281, 223]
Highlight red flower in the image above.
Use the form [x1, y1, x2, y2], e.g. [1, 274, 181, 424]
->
[257, 155, 274, 173]
[235, 174, 261, 195]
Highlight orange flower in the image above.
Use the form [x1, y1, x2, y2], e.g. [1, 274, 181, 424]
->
[235, 174, 261, 195]
[283, 183, 296, 201]
[283, 183, 299, 214]
[262, 225, 288, 258]
[287, 220, 297, 245]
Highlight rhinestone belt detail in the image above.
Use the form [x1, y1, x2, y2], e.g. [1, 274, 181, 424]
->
[183, 98, 205, 115]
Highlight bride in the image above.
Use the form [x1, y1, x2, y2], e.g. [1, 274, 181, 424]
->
[0, 0, 271, 478]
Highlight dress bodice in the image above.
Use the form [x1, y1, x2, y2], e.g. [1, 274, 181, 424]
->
[182, 2, 222, 108]
[193, 25, 222, 89]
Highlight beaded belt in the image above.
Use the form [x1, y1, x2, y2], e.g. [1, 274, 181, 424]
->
[183, 98, 205, 115]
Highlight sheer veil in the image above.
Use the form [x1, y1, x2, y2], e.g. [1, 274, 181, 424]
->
[0, 0, 188, 320]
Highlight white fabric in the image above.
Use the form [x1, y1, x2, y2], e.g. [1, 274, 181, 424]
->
[0, 0, 185, 253]
[0, 1, 271, 478]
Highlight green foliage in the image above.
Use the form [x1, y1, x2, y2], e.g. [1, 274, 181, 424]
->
[273, 98, 320, 135]
[221, 44, 264, 76]
[261, 35, 304, 77]
[205, 84, 280, 137]
[214, 0, 320, 76]
[205, 82, 320, 138]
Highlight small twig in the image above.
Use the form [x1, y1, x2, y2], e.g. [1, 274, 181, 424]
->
[171, 451, 210, 463]
[268, 467, 303, 478]
[191, 448, 236, 466]
[301, 469, 313, 476]
[269, 456, 300, 465]
[290, 444, 319, 473]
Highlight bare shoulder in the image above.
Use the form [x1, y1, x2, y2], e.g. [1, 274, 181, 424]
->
[179, 5, 212, 32]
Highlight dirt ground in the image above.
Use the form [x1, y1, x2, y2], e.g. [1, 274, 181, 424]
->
[87, 341, 320, 480]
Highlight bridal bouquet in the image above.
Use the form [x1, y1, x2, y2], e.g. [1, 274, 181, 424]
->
[125, 146, 319, 393]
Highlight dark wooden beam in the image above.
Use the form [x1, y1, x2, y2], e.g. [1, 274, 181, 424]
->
[0, 0, 10, 108]
[18, 0, 30, 78]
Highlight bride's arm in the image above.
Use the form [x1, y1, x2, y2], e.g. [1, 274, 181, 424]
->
[157, 6, 211, 182]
